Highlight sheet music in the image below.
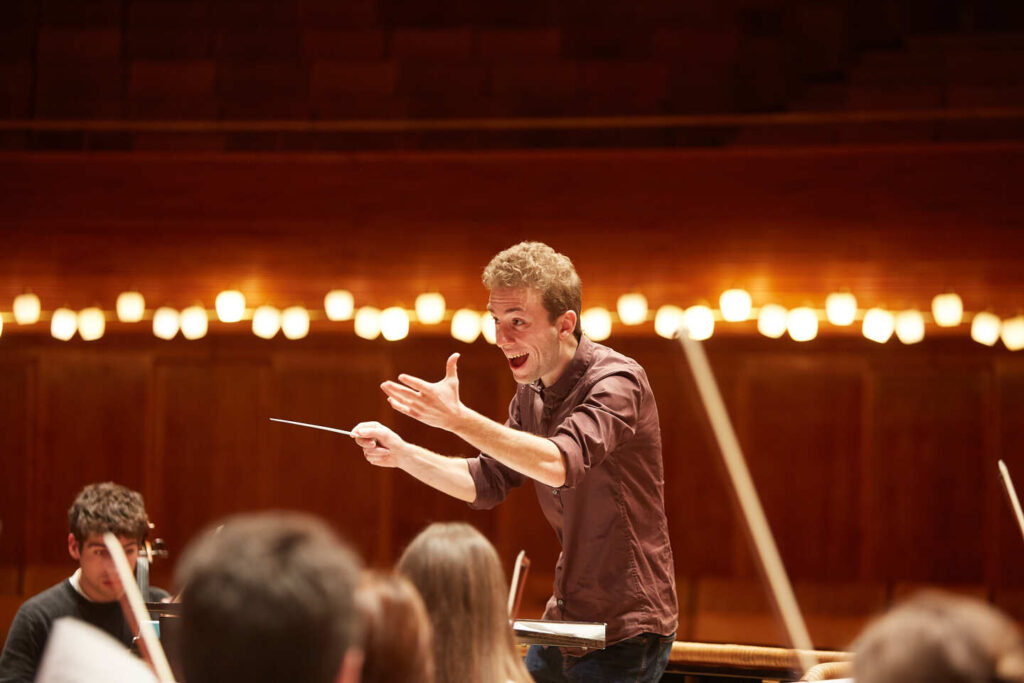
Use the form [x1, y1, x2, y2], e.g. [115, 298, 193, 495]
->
[513, 620, 605, 639]
[37, 618, 157, 683]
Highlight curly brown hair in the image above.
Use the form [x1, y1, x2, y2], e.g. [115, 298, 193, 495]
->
[482, 241, 582, 338]
[67, 482, 149, 544]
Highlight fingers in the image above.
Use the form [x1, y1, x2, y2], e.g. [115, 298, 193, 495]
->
[445, 352, 460, 380]
[382, 380, 421, 403]
[397, 373, 430, 391]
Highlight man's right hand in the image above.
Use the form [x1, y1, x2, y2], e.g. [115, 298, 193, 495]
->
[351, 421, 405, 468]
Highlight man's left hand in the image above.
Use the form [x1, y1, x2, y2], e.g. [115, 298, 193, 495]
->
[381, 353, 465, 432]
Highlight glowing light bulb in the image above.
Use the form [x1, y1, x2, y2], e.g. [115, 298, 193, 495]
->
[252, 306, 281, 339]
[324, 289, 354, 321]
[13, 293, 41, 325]
[895, 310, 925, 344]
[152, 307, 179, 340]
[281, 307, 310, 340]
[415, 293, 446, 325]
[180, 306, 208, 340]
[215, 290, 246, 323]
[1002, 315, 1024, 351]
[354, 307, 381, 340]
[862, 308, 894, 343]
[654, 305, 684, 339]
[683, 305, 714, 340]
[970, 312, 1001, 346]
[116, 291, 145, 323]
[78, 307, 105, 341]
[931, 293, 963, 327]
[380, 307, 410, 341]
[480, 312, 496, 344]
[719, 289, 752, 322]
[582, 307, 612, 341]
[757, 304, 787, 339]
[50, 307, 77, 341]
[787, 307, 818, 342]
[617, 293, 648, 326]
[451, 309, 481, 343]
[825, 292, 857, 326]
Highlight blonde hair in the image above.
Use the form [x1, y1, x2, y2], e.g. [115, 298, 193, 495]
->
[854, 591, 1024, 683]
[397, 523, 532, 683]
[482, 241, 582, 337]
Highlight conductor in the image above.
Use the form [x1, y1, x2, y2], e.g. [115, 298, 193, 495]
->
[353, 241, 677, 682]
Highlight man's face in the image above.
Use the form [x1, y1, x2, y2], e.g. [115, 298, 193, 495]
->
[488, 286, 568, 385]
[68, 532, 139, 603]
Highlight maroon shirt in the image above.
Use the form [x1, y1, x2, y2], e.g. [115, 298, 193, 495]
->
[467, 336, 678, 645]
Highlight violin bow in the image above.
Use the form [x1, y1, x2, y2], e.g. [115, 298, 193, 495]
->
[998, 460, 1024, 545]
[103, 533, 176, 683]
[677, 327, 818, 675]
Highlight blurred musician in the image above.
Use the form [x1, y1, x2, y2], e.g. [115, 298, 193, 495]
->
[397, 522, 530, 683]
[0, 482, 169, 683]
[356, 570, 435, 683]
[353, 241, 678, 682]
[854, 591, 1024, 683]
[175, 511, 363, 683]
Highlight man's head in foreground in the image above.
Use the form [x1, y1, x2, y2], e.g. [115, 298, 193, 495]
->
[67, 482, 149, 603]
[483, 241, 582, 386]
[176, 512, 363, 683]
[854, 590, 1024, 683]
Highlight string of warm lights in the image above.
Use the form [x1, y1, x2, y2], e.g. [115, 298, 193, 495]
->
[0, 288, 1021, 350]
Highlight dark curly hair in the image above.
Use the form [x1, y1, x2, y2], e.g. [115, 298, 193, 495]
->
[68, 482, 149, 544]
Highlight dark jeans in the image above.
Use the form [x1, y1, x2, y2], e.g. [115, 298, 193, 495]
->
[526, 632, 675, 683]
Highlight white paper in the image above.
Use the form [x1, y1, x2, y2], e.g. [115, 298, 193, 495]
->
[513, 619, 605, 640]
[37, 618, 158, 683]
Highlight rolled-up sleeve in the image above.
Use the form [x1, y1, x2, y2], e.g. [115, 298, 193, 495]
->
[467, 395, 527, 509]
[467, 454, 526, 509]
[547, 373, 641, 489]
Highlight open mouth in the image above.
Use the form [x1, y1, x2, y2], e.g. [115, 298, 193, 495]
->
[508, 352, 529, 369]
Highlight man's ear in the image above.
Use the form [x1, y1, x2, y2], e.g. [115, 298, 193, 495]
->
[558, 310, 578, 339]
[68, 533, 81, 561]
[335, 648, 363, 683]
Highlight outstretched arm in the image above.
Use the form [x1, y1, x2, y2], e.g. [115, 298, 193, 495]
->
[380, 353, 567, 488]
[351, 421, 477, 502]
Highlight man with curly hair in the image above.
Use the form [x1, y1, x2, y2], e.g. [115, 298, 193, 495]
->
[354, 241, 677, 682]
[0, 482, 169, 683]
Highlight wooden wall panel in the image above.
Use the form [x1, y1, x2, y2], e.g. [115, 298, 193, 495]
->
[0, 331, 1019, 619]
[31, 350, 150, 563]
[0, 359, 33, 569]
[269, 350, 393, 564]
[994, 360, 1024, 587]
[866, 352, 990, 583]
[740, 354, 866, 581]
[153, 355, 273, 559]
[384, 338, 506, 561]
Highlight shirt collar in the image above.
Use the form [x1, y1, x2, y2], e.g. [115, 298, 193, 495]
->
[69, 568, 95, 602]
[533, 335, 594, 403]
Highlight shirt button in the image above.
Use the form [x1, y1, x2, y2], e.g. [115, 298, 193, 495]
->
[557, 599, 565, 608]
[552, 488, 559, 496]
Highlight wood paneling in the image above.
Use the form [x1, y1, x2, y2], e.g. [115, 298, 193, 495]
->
[1, 145, 1023, 316]
[865, 349, 990, 583]
[0, 359, 33, 568]
[32, 350, 149, 563]
[2, 331, 1017, 596]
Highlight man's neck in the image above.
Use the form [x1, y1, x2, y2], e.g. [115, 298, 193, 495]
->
[69, 568, 95, 602]
[540, 335, 580, 387]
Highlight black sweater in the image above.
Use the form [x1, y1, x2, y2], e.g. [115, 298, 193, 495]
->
[0, 580, 169, 683]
